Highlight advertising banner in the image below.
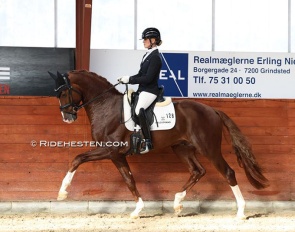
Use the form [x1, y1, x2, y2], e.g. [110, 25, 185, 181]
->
[90, 50, 295, 99]
[188, 52, 295, 99]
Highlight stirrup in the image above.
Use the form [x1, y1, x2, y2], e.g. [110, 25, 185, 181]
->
[140, 139, 153, 154]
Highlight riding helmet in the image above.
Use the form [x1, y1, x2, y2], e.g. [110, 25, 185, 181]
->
[142, 27, 162, 46]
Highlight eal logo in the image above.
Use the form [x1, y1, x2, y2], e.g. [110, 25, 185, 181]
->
[159, 53, 188, 97]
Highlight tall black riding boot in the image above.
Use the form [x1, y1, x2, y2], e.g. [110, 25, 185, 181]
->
[138, 108, 153, 154]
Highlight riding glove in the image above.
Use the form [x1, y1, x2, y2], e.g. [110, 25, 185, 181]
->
[118, 76, 130, 84]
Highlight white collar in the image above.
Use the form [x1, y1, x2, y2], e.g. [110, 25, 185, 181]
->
[142, 47, 158, 62]
[147, 46, 158, 54]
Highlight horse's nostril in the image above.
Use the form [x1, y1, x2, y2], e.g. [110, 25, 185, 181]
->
[62, 112, 77, 123]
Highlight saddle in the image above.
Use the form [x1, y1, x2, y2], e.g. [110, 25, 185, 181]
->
[125, 86, 172, 155]
[123, 88, 175, 132]
[130, 86, 165, 126]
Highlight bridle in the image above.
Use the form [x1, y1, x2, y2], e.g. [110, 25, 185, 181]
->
[57, 87, 82, 115]
[56, 74, 120, 115]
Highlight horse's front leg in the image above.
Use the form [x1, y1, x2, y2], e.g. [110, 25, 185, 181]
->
[112, 156, 144, 219]
[57, 170, 76, 200]
[57, 149, 112, 201]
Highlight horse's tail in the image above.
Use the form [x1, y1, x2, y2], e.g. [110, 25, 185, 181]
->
[215, 109, 269, 189]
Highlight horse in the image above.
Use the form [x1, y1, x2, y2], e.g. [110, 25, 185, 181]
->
[49, 70, 269, 219]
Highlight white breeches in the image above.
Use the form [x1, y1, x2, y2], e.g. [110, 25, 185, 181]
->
[135, 91, 157, 115]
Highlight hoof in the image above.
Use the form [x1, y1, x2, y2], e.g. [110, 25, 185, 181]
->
[236, 214, 247, 220]
[129, 197, 144, 219]
[236, 208, 246, 220]
[174, 204, 183, 215]
[57, 191, 68, 201]
[130, 212, 140, 219]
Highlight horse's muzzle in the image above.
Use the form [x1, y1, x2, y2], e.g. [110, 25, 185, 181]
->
[61, 111, 77, 123]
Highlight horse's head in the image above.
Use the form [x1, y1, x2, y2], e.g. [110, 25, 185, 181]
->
[48, 71, 82, 123]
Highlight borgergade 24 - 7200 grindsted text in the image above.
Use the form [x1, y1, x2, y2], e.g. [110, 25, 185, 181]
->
[193, 67, 290, 75]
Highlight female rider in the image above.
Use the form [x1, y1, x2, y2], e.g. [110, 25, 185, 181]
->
[118, 27, 163, 153]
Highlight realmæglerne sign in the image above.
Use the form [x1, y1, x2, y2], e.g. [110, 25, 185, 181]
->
[188, 52, 295, 99]
[91, 49, 295, 99]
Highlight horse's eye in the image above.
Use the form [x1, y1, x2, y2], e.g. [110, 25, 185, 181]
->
[60, 92, 67, 98]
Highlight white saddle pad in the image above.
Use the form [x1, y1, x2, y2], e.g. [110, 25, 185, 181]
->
[123, 91, 176, 131]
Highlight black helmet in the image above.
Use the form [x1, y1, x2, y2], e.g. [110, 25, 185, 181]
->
[142, 27, 162, 46]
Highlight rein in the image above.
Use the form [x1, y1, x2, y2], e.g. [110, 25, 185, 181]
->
[73, 82, 121, 112]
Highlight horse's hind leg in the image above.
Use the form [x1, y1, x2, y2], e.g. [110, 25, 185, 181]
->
[210, 154, 246, 219]
[172, 143, 206, 215]
[230, 185, 246, 219]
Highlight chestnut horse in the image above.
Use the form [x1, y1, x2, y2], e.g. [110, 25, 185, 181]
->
[49, 70, 269, 219]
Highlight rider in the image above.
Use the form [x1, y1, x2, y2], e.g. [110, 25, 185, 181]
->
[118, 27, 163, 153]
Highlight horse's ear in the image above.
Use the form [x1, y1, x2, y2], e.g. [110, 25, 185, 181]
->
[57, 71, 63, 79]
[48, 71, 57, 80]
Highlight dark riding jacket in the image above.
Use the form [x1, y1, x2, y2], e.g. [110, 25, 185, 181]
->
[129, 49, 162, 95]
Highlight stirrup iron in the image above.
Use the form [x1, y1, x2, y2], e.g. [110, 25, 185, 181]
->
[140, 139, 153, 154]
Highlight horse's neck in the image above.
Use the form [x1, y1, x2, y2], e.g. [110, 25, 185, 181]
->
[84, 93, 122, 123]
[80, 79, 118, 106]
[74, 73, 123, 125]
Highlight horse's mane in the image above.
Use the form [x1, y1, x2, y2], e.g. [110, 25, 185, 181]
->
[69, 70, 122, 95]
